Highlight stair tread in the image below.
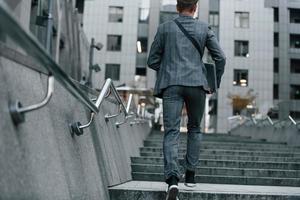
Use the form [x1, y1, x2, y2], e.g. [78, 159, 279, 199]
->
[124, 132, 300, 192]
[140, 147, 300, 155]
[145, 139, 291, 144]
[131, 163, 300, 172]
[109, 181, 300, 196]
[132, 156, 300, 165]
[139, 154, 300, 162]
[132, 172, 300, 180]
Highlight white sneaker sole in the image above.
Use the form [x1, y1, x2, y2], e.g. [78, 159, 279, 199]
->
[184, 183, 196, 188]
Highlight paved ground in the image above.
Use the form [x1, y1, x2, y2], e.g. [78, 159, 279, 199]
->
[110, 181, 300, 196]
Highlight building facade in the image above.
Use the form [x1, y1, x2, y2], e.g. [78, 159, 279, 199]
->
[265, 0, 300, 120]
[84, 0, 279, 133]
[198, 0, 274, 132]
[83, 0, 142, 89]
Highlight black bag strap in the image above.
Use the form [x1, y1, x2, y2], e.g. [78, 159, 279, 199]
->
[174, 19, 203, 57]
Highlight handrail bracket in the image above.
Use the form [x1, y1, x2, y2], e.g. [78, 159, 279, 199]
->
[69, 112, 95, 137]
[9, 76, 54, 125]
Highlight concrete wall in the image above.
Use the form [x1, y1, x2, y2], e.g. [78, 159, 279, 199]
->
[0, 1, 151, 199]
[0, 55, 151, 199]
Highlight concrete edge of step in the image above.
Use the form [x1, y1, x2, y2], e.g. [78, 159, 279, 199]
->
[108, 181, 300, 196]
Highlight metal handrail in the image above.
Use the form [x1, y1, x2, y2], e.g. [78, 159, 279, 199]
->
[255, 117, 274, 127]
[230, 115, 298, 132]
[273, 118, 288, 127]
[70, 79, 137, 136]
[289, 115, 297, 125]
[269, 115, 299, 129]
[0, 2, 98, 114]
[267, 116, 274, 125]
[0, 2, 146, 135]
[115, 94, 138, 127]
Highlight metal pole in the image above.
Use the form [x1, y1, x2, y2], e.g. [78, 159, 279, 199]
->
[126, 94, 133, 113]
[87, 38, 95, 87]
[46, 0, 53, 53]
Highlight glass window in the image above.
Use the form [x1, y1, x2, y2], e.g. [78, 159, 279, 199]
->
[290, 111, 300, 119]
[137, 37, 148, 53]
[76, 0, 84, 14]
[139, 8, 150, 23]
[291, 59, 300, 73]
[273, 84, 278, 99]
[234, 40, 249, 57]
[290, 85, 300, 100]
[274, 32, 279, 47]
[274, 7, 279, 22]
[107, 35, 122, 51]
[290, 34, 300, 48]
[139, 0, 150, 23]
[108, 6, 123, 22]
[30, 0, 48, 44]
[105, 64, 120, 81]
[235, 12, 249, 28]
[209, 12, 219, 27]
[233, 69, 248, 87]
[274, 58, 279, 73]
[136, 67, 147, 76]
[290, 8, 300, 23]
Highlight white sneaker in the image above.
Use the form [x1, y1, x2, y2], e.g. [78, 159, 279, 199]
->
[184, 170, 196, 188]
[184, 183, 196, 187]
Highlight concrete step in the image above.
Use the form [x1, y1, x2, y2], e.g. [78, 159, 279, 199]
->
[132, 172, 300, 187]
[109, 181, 300, 200]
[150, 132, 253, 139]
[144, 140, 297, 150]
[143, 141, 299, 152]
[140, 147, 300, 158]
[139, 152, 300, 162]
[148, 136, 268, 143]
[131, 164, 300, 178]
[131, 157, 300, 170]
[148, 133, 283, 143]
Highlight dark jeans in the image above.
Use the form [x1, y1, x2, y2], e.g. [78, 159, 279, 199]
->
[162, 86, 206, 181]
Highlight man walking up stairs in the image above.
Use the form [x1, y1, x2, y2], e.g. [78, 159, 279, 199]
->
[145, 0, 226, 198]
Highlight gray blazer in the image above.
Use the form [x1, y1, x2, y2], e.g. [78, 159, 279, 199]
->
[147, 14, 226, 98]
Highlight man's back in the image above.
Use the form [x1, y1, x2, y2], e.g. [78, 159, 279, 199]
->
[148, 14, 225, 97]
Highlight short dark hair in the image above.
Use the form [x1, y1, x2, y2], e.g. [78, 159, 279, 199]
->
[176, 2, 196, 13]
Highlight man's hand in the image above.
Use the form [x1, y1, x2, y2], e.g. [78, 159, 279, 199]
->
[204, 88, 214, 94]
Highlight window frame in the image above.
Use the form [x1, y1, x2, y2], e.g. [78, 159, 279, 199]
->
[234, 40, 249, 57]
[234, 12, 250, 28]
[274, 7, 279, 22]
[291, 59, 300, 74]
[290, 85, 300, 100]
[105, 64, 121, 81]
[233, 69, 249, 87]
[108, 6, 124, 23]
[273, 84, 279, 100]
[274, 32, 279, 47]
[107, 35, 122, 51]
[209, 11, 219, 27]
[137, 37, 148, 53]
